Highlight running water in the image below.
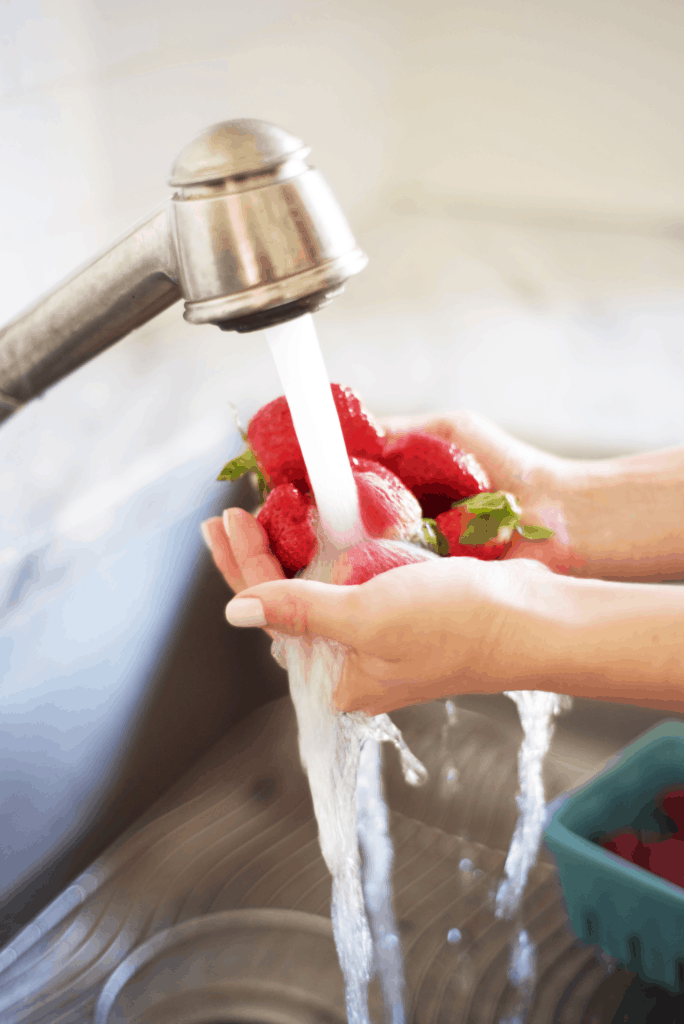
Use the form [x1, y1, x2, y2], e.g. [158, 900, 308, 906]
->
[264, 314, 427, 1024]
[495, 691, 570, 921]
[499, 927, 537, 1024]
[494, 691, 571, 1024]
[266, 314, 362, 548]
[264, 314, 567, 1024]
[357, 739, 408, 1024]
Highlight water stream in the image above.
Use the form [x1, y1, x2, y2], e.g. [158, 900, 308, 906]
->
[495, 691, 571, 1024]
[265, 315, 426, 1024]
[265, 314, 362, 548]
[263, 313, 565, 1024]
[495, 691, 568, 921]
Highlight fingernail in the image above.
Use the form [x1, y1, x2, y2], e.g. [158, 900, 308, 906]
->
[223, 507, 238, 545]
[223, 507, 248, 560]
[200, 520, 214, 552]
[225, 597, 266, 627]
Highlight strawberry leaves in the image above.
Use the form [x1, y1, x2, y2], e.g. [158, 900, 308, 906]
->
[217, 448, 269, 501]
[453, 491, 553, 545]
[517, 522, 555, 540]
[217, 449, 260, 481]
[420, 518, 451, 556]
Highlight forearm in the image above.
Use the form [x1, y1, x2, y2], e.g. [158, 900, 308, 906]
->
[553, 448, 684, 581]
[529, 575, 684, 714]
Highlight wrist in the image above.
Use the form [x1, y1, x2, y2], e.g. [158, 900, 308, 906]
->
[479, 561, 579, 695]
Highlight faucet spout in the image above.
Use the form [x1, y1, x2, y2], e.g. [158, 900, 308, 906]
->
[0, 204, 180, 422]
[0, 118, 367, 425]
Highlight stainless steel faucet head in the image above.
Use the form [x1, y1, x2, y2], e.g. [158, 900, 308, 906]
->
[0, 118, 367, 422]
[168, 119, 367, 332]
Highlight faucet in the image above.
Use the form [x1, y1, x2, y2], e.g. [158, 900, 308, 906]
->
[0, 118, 368, 425]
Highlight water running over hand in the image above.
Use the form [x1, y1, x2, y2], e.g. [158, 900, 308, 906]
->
[265, 315, 565, 1023]
[264, 315, 427, 1024]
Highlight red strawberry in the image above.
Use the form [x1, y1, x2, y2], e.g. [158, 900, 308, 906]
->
[246, 396, 308, 490]
[660, 789, 684, 833]
[259, 462, 422, 578]
[351, 458, 422, 540]
[601, 831, 650, 870]
[256, 484, 316, 578]
[644, 837, 684, 887]
[381, 431, 490, 519]
[219, 384, 385, 491]
[331, 539, 431, 586]
[434, 492, 552, 561]
[333, 384, 386, 461]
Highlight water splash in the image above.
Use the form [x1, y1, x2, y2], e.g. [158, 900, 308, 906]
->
[494, 691, 570, 1024]
[495, 691, 571, 920]
[357, 739, 406, 1024]
[280, 635, 372, 1024]
[499, 927, 537, 1024]
[274, 628, 426, 1024]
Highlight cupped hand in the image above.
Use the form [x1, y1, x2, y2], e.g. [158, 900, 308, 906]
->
[222, 552, 562, 716]
[200, 409, 582, 716]
[381, 409, 581, 574]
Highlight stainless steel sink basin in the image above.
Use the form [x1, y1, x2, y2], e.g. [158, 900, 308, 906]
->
[1, 664, 681, 1024]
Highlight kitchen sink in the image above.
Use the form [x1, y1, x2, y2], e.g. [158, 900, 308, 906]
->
[2, 613, 682, 1023]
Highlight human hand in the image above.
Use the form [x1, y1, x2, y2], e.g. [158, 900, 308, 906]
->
[222, 554, 563, 715]
[201, 508, 285, 638]
[381, 409, 580, 574]
[385, 411, 684, 581]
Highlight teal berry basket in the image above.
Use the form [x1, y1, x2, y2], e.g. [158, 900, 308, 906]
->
[544, 721, 684, 994]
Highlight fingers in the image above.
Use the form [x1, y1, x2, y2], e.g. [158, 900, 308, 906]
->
[225, 578, 365, 645]
[379, 411, 453, 445]
[202, 508, 285, 640]
[222, 508, 285, 588]
[379, 410, 561, 505]
[202, 516, 243, 590]
[201, 509, 286, 594]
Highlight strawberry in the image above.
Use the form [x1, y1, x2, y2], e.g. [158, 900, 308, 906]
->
[660, 789, 684, 833]
[334, 384, 386, 461]
[256, 484, 316, 578]
[600, 831, 650, 870]
[331, 539, 432, 586]
[432, 492, 553, 561]
[244, 396, 308, 491]
[257, 461, 422, 579]
[381, 431, 490, 519]
[643, 837, 684, 887]
[352, 458, 422, 540]
[218, 384, 385, 492]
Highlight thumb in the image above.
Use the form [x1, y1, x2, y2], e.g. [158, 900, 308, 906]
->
[224, 578, 363, 645]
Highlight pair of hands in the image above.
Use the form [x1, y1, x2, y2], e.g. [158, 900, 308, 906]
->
[202, 410, 577, 714]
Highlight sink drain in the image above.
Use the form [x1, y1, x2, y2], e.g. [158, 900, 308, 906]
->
[94, 908, 379, 1024]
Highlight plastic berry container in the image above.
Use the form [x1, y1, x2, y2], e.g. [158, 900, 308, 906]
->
[544, 721, 684, 993]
